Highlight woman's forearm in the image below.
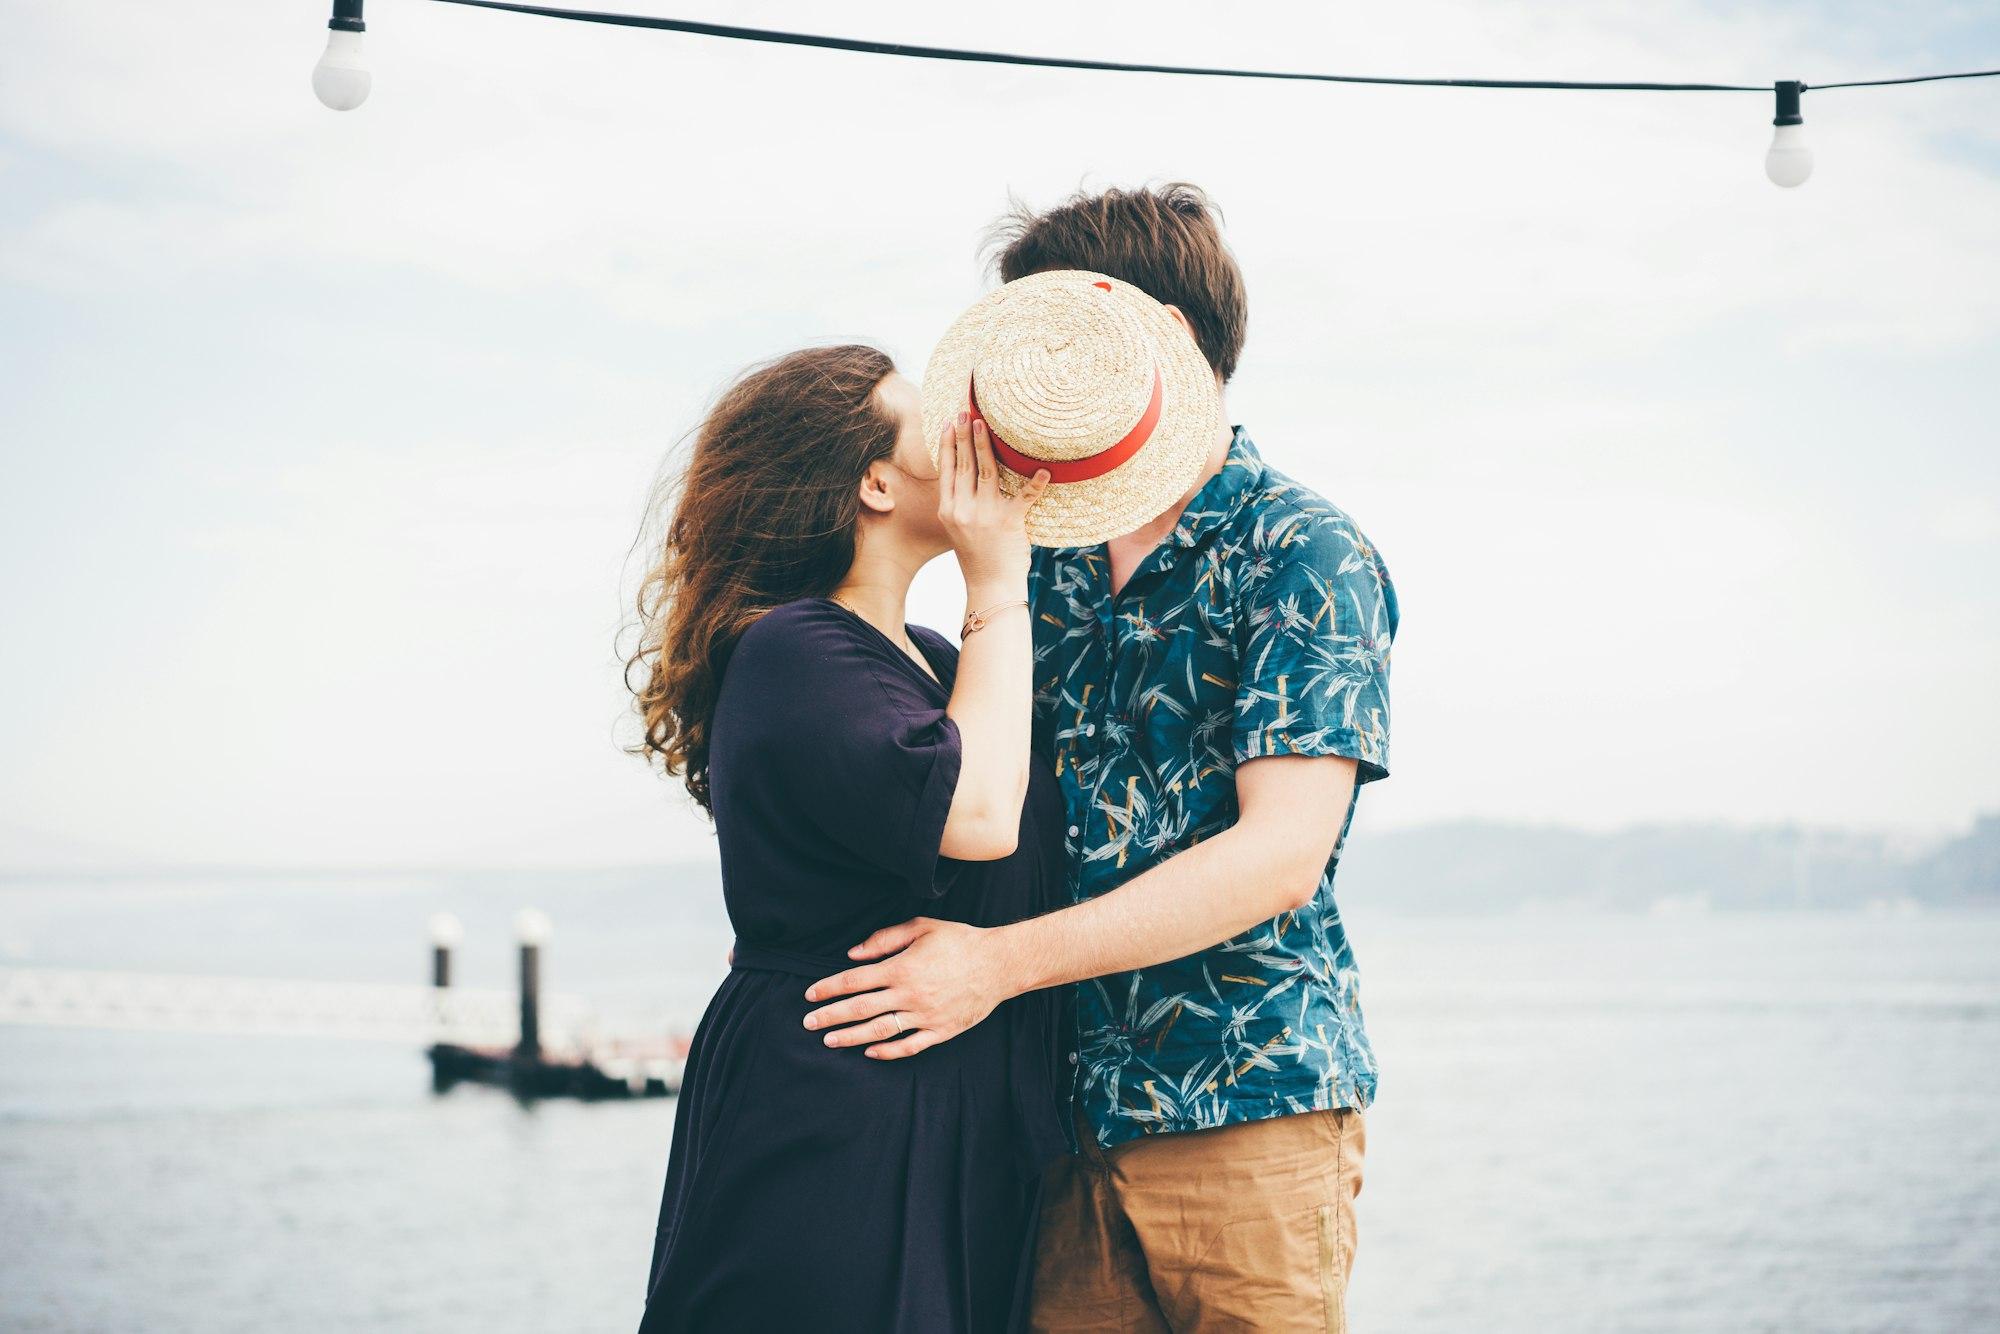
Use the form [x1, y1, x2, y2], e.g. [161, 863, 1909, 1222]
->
[929, 410, 1045, 863]
[939, 573, 1032, 859]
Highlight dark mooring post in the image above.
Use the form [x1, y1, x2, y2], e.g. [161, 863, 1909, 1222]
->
[514, 908, 552, 1060]
[425, 912, 465, 1095]
[429, 912, 462, 989]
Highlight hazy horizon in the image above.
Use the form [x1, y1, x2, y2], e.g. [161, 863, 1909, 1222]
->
[4, 811, 1991, 913]
[0, 807, 1984, 878]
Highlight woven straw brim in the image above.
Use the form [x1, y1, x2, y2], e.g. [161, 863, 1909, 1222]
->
[920, 270, 1223, 548]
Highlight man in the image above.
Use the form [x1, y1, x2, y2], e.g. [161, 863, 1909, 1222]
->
[805, 183, 1398, 1330]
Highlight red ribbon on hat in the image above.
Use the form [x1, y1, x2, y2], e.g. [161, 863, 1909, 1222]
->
[967, 366, 1163, 484]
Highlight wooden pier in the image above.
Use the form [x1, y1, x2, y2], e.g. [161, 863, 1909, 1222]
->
[0, 908, 690, 1103]
[422, 909, 686, 1101]
[426, 1039, 681, 1099]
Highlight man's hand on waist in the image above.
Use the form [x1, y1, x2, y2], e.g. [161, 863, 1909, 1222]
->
[802, 917, 1031, 1060]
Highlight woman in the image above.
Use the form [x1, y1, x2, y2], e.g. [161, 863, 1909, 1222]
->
[626, 344, 1065, 1332]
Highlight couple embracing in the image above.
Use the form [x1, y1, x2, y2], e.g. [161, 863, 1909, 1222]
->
[628, 183, 1398, 1333]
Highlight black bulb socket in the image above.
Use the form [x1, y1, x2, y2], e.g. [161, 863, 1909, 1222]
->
[330, 0, 365, 33]
[1773, 80, 1805, 127]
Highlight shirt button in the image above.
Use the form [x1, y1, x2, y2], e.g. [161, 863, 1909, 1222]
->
[1067, 825, 1080, 838]
[1067, 1052, 1079, 1066]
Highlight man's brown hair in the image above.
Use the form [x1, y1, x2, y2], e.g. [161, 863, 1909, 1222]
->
[986, 182, 1248, 383]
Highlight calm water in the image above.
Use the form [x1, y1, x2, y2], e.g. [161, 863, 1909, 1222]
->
[2, 872, 1996, 1332]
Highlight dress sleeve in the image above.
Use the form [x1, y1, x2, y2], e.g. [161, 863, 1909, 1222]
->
[1230, 508, 1398, 783]
[741, 605, 965, 898]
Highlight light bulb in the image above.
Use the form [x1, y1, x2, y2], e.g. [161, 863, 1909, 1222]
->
[313, 2, 371, 111]
[429, 912, 464, 947]
[1765, 125, 1813, 187]
[1764, 80, 1812, 188]
[515, 908, 554, 946]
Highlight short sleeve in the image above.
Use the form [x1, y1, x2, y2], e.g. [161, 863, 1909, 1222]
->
[1231, 509, 1397, 783]
[737, 604, 965, 897]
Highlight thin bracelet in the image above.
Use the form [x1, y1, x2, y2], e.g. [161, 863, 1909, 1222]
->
[960, 598, 1028, 640]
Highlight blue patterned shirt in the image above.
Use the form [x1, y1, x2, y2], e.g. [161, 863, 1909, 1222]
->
[1028, 427, 1398, 1149]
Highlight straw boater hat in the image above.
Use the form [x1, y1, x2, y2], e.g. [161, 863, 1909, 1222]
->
[921, 269, 1224, 548]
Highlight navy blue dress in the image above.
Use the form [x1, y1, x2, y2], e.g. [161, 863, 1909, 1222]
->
[639, 597, 1069, 1334]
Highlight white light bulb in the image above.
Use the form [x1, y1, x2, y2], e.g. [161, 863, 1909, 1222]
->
[515, 908, 554, 946]
[429, 912, 464, 947]
[313, 29, 371, 111]
[1765, 123, 1813, 188]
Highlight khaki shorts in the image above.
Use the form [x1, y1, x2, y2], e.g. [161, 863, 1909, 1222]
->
[1031, 1107, 1365, 1333]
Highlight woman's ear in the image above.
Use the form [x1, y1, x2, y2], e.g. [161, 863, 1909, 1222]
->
[856, 460, 897, 517]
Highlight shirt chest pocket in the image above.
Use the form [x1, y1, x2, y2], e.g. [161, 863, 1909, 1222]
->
[1181, 591, 1240, 700]
[1103, 594, 1240, 778]
[1104, 594, 1233, 725]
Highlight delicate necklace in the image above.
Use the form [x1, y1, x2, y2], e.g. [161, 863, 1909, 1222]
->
[829, 591, 919, 657]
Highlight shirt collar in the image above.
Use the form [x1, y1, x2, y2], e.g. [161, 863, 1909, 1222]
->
[1167, 426, 1264, 550]
[1044, 427, 1265, 570]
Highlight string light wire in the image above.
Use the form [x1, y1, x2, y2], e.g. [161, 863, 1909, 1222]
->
[413, 0, 1998, 97]
[306, 2, 2000, 185]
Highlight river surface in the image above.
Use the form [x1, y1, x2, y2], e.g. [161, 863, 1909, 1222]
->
[2, 871, 1994, 1332]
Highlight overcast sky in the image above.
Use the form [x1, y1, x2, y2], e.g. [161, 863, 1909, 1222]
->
[2, 1, 1996, 871]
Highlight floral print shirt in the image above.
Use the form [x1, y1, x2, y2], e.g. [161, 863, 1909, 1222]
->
[1028, 428, 1398, 1149]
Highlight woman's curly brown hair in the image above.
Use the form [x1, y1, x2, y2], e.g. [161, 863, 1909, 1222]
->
[625, 344, 899, 812]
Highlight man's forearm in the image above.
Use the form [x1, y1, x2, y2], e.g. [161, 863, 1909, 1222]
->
[804, 736, 1358, 1059]
[996, 826, 1322, 994]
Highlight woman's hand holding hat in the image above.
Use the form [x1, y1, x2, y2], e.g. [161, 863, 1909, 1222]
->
[936, 408, 1049, 592]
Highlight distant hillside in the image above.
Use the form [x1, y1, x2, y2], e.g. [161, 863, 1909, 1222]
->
[4, 816, 1994, 918]
[1336, 813, 2000, 913]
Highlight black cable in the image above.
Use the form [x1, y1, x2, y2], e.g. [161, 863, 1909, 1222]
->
[1811, 69, 2000, 90]
[417, 0, 2000, 96]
